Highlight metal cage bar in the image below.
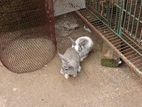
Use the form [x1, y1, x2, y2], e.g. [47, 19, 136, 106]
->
[86, 0, 142, 47]
[46, 0, 57, 48]
[76, 0, 142, 75]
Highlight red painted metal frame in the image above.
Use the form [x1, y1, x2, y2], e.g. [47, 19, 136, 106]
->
[46, 0, 57, 49]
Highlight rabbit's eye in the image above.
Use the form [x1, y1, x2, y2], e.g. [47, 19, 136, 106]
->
[63, 66, 68, 70]
[69, 66, 73, 69]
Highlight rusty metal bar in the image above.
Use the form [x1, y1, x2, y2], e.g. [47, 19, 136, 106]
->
[126, 52, 138, 59]
[122, 0, 128, 29]
[131, 57, 142, 63]
[116, 43, 128, 49]
[110, 0, 114, 27]
[130, 0, 138, 37]
[117, 44, 129, 50]
[120, 47, 132, 53]
[102, 30, 111, 34]
[106, 35, 117, 39]
[108, 36, 119, 41]
[135, 62, 142, 67]
[127, 0, 133, 32]
[130, 55, 141, 60]
[139, 29, 142, 43]
[114, 0, 119, 31]
[96, 25, 107, 30]
[103, 31, 114, 35]
[92, 21, 104, 25]
[111, 39, 122, 45]
[46, 0, 57, 49]
[135, 3, 142, 39]
[123, 50, 135, 56]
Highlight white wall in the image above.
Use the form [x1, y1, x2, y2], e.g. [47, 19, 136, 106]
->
[54, 0, 86, 16]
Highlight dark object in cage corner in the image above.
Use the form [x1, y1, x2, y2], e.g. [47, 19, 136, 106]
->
[101, 58, 123, 68]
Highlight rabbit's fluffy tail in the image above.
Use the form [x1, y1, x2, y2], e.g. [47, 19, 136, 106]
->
[77, 36, 94, 48]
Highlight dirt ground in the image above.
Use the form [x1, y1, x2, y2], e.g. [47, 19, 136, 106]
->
[0, 14, 142, 107]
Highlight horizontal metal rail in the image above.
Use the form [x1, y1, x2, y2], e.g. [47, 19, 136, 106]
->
[86, 8, 142, 56]
[75, 9, 142, 76]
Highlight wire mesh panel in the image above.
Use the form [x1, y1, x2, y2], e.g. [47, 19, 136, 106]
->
[121, 0, 142, 46]
[0, 0, 56, 73]
[86, 0, 142, 48]
[86, 0, 122, 33]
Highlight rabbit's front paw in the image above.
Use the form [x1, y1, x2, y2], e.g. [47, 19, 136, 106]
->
[64, 74, 69, 79]
[78, 66, 81, 72]
[60, 69, 64, 75]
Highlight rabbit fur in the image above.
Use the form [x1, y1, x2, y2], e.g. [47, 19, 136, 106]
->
[58, 47, 81, 79]
[69, 36, 94, 61]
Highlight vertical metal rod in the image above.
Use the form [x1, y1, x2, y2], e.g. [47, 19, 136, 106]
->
[127, 0, 133, 32]
[122, 0, 128, 29]
[100, 0, 105, 16]
[96, 0, 98, 10]
[93, 0, 95, 8]
[46, 0, 57, 49]
[110, 0, 114, 28]
[86, 0, 89, 6]
[139, 29, 142, 42]
[98, 0, 100, 12]
[107, 0, 113, 27]
[106, 0, 110, 25]
[130, 0, 138, 37]
[117, 0, 125, 36]
[86, 0, 87, 6]
[115, 0, 119, 31]
[135, 2, 142, 40]
[96, 0, 98, 9]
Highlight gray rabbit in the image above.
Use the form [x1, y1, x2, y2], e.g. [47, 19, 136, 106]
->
[58, 47, 81, 79]
[69, 36, 94, 61]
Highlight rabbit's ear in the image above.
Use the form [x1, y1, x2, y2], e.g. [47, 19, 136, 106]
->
[58, 53, 64, 59]
[68, 37, 76, 46]
[58, 53, 68, 62]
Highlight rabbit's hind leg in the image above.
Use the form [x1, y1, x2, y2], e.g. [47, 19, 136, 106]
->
[78, 66, 81, 72]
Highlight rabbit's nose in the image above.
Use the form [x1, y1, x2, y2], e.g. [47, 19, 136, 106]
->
[63, 66, 68, 70]
[64, 67, 68, 70]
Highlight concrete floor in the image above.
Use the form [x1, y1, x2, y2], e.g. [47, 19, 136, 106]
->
[0, 49, 142, 107]
[0, 28, 142, 107]
[0, 14, 142, 107]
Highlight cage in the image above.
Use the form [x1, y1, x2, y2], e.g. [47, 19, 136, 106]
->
[0, 0, 56, 73]
[86, 0, 142, 45]
[75, 0, 142, 74]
